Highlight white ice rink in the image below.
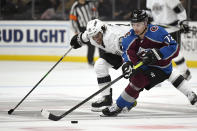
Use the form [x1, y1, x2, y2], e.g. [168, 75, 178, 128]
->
[0, 61, 197, 131]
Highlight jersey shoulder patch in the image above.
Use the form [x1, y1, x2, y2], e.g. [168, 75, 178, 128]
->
[150, 25, 159, 32]
[147, 25, 168, 42]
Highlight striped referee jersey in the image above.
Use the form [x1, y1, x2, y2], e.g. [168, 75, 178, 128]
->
[70, 1, 98, 33]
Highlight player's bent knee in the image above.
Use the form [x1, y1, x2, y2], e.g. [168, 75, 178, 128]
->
[94, 58, 111, 77]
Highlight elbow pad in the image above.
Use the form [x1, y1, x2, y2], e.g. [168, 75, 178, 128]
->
[173, 3, 185, 14]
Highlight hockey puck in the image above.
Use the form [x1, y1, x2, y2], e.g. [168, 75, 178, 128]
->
[71, 120, 78, 124]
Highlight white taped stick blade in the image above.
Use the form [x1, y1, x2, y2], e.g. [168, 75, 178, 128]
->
[41, 109, 50, 118]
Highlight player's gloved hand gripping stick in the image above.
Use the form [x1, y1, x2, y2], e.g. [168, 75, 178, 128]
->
[41, 61, 143, 121]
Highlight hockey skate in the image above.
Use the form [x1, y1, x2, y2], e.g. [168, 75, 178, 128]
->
[188, 92, 197, 106]
[182, 69, 192, 81]
[91, 89, 113, 112]
[101, 101, 137, 117]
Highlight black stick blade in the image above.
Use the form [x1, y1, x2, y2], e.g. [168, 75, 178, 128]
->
[48, 113, 62, 121]
[8, 109, 14, 115]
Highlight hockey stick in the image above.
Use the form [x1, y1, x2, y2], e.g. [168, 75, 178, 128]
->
[41, 61, 143, 121]
[8, 47, 73, 115]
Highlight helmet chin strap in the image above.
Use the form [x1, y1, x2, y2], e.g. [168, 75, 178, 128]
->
[138, 26, 147, 36]
[137, 21, 148, 37]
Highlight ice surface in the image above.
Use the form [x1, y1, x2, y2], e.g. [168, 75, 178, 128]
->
[0, 61, 197, 131]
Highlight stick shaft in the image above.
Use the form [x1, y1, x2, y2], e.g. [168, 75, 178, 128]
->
[62, 74, 124, 118]
[9, 47, 72, 114]
[48, 74, 124, 121]
[48, 62, 143, 121]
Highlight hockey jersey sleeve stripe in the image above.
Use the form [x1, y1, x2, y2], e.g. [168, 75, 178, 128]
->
[122, 38, 138, 63]
[146, 36, 163, 44]
[160, 42, 178, 60]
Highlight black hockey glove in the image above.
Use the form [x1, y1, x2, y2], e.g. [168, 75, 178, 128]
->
[179, 20, 190, 33]
[122, 62, 133, 79]
[140, 49, 163, 65]
[70, 33, 83, 49]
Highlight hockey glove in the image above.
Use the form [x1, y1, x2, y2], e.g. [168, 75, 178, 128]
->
[70, 33, 84, 49]
[141, 48, 163, 65]
[179, 20, 190, 33]
[122, 62, 133, 79]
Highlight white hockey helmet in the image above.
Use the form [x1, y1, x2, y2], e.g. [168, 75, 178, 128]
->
[86, 19, 105, 37]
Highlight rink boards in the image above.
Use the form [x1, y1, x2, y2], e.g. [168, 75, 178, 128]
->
[0, 21, 197, 67]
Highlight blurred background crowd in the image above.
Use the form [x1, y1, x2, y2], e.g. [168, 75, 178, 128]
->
[0, 0, 196, 21]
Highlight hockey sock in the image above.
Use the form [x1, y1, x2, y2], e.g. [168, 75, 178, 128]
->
[97, 75, 111, 96]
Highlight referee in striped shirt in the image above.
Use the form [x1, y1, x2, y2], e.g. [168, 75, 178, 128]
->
[70, 0, 99, 66]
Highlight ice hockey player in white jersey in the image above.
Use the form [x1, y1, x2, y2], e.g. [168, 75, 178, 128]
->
[70, 18, 197, 112]
[146, 0, 191, 80]
[70, 19, 131, 111]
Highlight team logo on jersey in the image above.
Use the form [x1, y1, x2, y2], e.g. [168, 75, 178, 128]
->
[150, 72, 156, 78]
[137, 47, 147, 57]
[152, 4, 162, 13]
[150, 26, 158, 32]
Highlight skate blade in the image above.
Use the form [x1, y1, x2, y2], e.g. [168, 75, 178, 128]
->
[100, 113, 118, 117]
[91, 106, 109, 112]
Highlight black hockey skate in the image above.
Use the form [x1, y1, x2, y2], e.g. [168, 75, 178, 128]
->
[188, 92, 197, 105]
[101, 104, 122, 116]
[101, 101, 137, 117]
[91, 88, 113, 112]
[182, 69, 191, 81]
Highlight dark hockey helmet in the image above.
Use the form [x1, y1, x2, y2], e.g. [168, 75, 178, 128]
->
[130, 9, 148, 23]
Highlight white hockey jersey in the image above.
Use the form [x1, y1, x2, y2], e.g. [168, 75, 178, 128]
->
[146, 0, 187, 25]
[82, 24, 131, 55]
